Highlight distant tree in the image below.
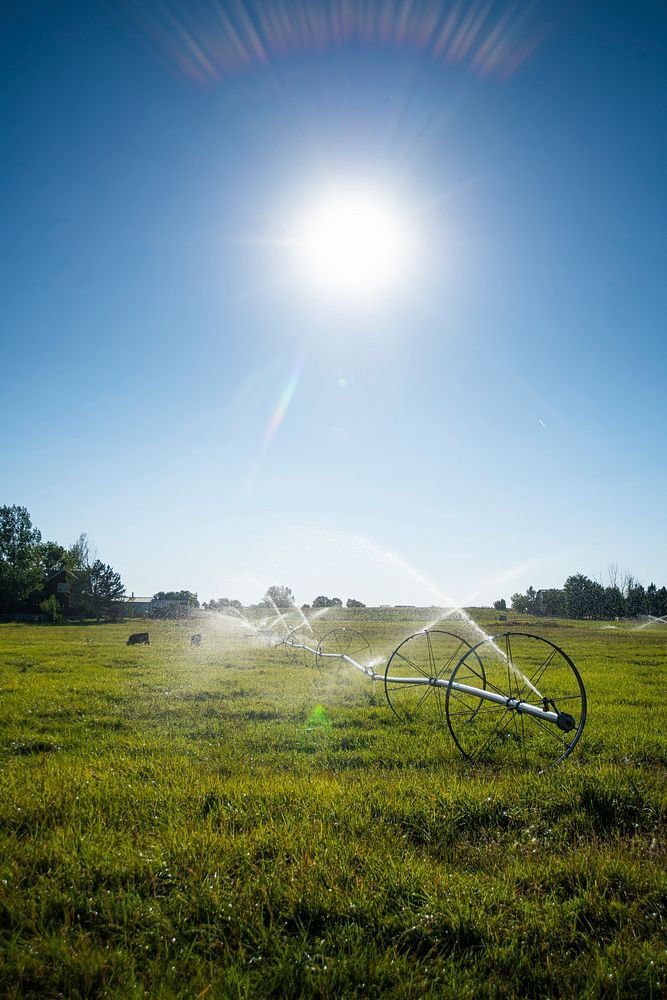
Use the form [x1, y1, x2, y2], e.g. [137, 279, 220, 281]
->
[564, 574, 605, 619]
[207, 597, 242, 612]
[626, 583, 647, 618]
[656, 587, 667, 617]
[153, 590, 199, 606]
[81, 560, 125, 619]
[262, 585, 294, 609]
[0, 505, 43, 612]
[493, 599, 507, 611]
[40, 541, 71, 578]
[535, 589, 568, 617]
[312, 595, 343, 608]
[346, 598, 366, 608]
[646, 583, 660, 617]
[511, 593, 528, 612]
[151, 590, 198, 619]
[69, 532, 95, 572]
[602, 585, 626, 620]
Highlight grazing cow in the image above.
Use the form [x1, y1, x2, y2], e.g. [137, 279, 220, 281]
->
[191, 633, 202, 646]
[127, 632, 150, 645]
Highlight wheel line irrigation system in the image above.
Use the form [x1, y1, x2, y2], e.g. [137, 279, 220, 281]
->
[234, 608, 588, 771]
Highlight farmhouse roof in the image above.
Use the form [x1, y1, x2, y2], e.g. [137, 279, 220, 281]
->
[45, 568, 77, 583]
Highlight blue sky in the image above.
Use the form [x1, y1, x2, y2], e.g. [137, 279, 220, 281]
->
[2, 1, 666, 606]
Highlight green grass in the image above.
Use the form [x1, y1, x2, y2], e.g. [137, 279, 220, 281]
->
[0, 613, 665, 998]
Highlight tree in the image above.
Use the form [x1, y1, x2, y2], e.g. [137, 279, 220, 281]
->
[40, 541, 70, 578]
[40, 594, 63, 623]
[312, 596, 342, 608]
[346, 598, 366, 608]
[646, 583, 660, 617]
[493, 599, 507, 611]
[536, 589, 567, 617]
[153, 590, 199, 606]
[656, 587, 667, 617]
[206, 597, 242, 612]
[511, 592, 528, 612]
[564, 574, 605, 619]
[69, 532, 94, 572]
[626, 584, 646, 618]
[81, 560, 125, 619]
[262, 585, 294, 609]
[602, 585, 626, 620]
[0, 505, 43, 612]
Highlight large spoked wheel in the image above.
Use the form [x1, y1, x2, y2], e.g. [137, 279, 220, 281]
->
[316, 628, 373, 679]
[445, 632, 587, 769]
[283, 625, 321, 668]
[384, 630, 482, 724]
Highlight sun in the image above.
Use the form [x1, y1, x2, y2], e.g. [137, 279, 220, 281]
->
[290, 182, 414, 305]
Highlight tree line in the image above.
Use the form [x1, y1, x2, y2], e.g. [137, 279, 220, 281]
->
[0, 504, 124, 620]
[509, 570, 667, 620]
[203, 585, 367, 612]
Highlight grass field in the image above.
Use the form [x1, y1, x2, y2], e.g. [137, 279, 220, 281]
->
[0, 610, 665, 998]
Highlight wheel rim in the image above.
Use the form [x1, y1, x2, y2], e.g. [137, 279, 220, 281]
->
[384, 630, 478, 724]
[283, 625, 321, 668]
[445, 632, 587, 769]
[316, 628, 372, 678]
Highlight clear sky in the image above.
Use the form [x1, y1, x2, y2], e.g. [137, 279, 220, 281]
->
[2, 0, 666, 607]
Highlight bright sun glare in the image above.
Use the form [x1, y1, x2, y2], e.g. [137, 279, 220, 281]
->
[291, 183, 414, 305]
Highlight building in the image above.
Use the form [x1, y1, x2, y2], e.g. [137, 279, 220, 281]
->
[119, 593, 153, 618]
[45, 569, 77, 612]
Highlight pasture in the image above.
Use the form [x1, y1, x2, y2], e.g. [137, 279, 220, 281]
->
[0, 611, 665, 999]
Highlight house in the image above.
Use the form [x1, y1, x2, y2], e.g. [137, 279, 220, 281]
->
[45, 569, 77, 612]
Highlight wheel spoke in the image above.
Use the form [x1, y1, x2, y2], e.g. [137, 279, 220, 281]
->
[393, 650, 429, 679]
[473, 708, 513, 759]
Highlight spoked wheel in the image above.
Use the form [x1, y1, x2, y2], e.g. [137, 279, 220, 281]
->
[316, 628, 373, 679]
[445, 632, 587, 769]
[283, 625, 321, 668]
[384, 630, 481, 724]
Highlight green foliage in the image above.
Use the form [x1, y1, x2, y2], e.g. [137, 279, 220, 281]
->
[261, 585, 294, 609]
[80, 560, 125, 618]
[152, 590, 199, 605]
[0, 615, 664, 998]
[206, 597, 242, 610]
[39, 540, 70, 577]
[39, 594, 63, 623]
[346, 598, 366, 608]
[313, 595, 343, 608]
[0, 504, 42, 612]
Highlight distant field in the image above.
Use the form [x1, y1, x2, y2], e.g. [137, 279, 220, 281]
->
[0, 612, 665, 998]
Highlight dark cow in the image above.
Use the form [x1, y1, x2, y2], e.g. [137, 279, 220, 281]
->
[191, 633, 202, 646]
[127, 632, 150, 645]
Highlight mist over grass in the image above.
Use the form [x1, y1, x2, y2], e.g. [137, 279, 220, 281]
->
[0, 612, 665, 998]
